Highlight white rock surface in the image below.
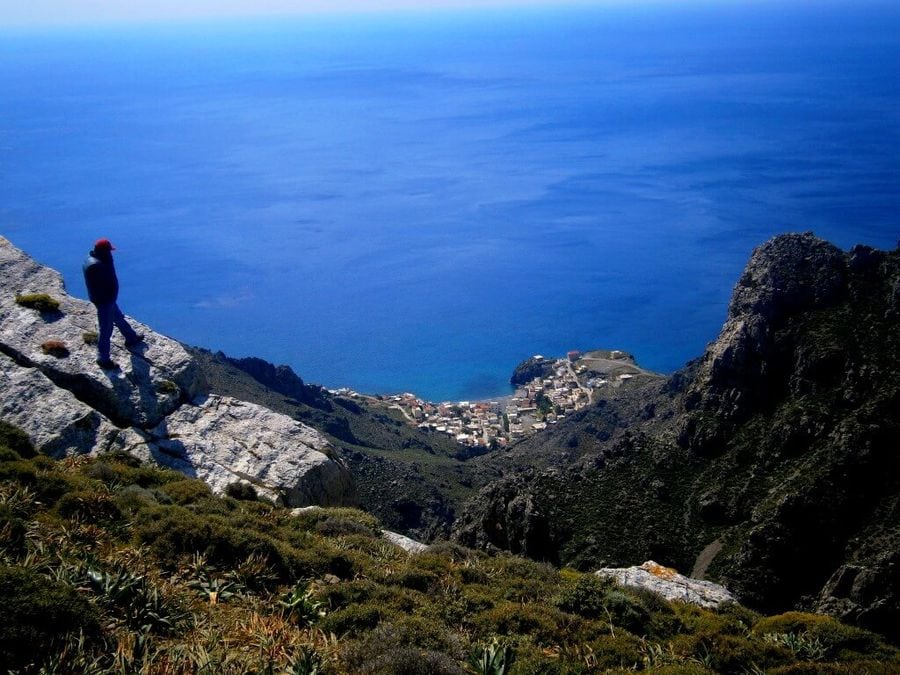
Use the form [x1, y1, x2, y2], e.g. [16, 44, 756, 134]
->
[0, 351, 126, 457]
[382, 530, 429, 554]
[595, 560, 737, 609]
[0, 236, 355, 508]
[0, 236, 201, 427]
[142, 394, 354, 506]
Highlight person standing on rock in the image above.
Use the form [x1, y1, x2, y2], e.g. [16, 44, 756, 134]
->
[82, 238, 143, 369]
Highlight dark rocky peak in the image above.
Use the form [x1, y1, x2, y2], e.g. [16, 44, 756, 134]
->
[677, 232, 899, 456]
[728, 232, 847, 324]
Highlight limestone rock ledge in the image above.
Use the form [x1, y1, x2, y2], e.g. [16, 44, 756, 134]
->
[382, 530, 429, 554]
[596, 560, 737, 609]
[0, 236, 354, 507]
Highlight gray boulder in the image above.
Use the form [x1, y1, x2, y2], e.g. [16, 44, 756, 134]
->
[137, 394, 354, 506]
[382, 530, 429, 554]
[596, 560, 737, 609]
[0, 351, 128, 457]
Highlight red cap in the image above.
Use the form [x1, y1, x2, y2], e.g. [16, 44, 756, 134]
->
[94, 238, 115, 251]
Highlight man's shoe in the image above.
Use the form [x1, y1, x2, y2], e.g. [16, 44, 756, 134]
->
[96, 358, 119, 370]
[125, 334, 145, 348]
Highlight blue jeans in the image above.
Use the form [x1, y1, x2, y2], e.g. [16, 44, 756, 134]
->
[95, 302, 139, 360]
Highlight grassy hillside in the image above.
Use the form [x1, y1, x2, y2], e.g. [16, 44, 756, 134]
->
[1, 422, 898, 674]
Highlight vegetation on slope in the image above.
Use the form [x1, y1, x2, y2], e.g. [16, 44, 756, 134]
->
[1, 421, 898, 674]
[453, 235, 900, 643]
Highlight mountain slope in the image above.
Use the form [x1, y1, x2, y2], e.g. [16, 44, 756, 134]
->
[453, 233, 900, 640]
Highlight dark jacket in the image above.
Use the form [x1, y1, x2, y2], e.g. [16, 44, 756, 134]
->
[82, 250, 119, 305]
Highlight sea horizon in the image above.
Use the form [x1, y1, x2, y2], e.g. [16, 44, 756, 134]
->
[2, 2, 898, 401]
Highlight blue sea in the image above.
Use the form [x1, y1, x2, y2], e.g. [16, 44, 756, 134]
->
[1, 2, 898, 401]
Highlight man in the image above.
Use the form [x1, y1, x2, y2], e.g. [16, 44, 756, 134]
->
[82, 238, 143, 369]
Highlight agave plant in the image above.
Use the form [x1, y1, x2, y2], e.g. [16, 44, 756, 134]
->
[86, 565, 184, 633]
[288, 645, 323, 675]
[469, 637, 512, 675]
[191, 576, 239, 605]
[279, 583, 326, 627]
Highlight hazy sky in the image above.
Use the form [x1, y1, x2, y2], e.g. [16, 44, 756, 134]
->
[0, 0, 620, 27]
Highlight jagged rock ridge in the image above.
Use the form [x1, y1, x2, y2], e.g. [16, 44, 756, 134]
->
[0, 236, 354, 506]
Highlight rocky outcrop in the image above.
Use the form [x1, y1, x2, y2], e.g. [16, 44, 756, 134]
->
[596, 561, 736, 609]
[677, 232, 852, 456]
[139, 394, 354, 505]
[0, 238, 200, 428]
[510, 356, 555, 387]
[453, 471, 558, 561]
[0, 351, 128, 457]
[382, 530, 429, 554]
[0, 237, 354, 507]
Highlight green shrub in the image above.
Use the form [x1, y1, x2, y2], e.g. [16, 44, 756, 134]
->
[136, 506, 272, 566]
[702, 633, 791, 674]
[428, 541, 479, 562]
[555, 573, 611, 618]
[394, 615, 463, 655]
[224, 481, 258, 501]
[602, 588, 652, 635]
[0, 446, 22, 462]
[56, 488, 122, 523]
[0, 421, 35, 457]
[158, 478, 213, 505]
[159, 478, 212, 505]
[81, 460, 121, 485]
[82, 331, 99, 345]
[155, 379, 180, 395]
[0, 503, 26, 553]
[752, 611, 891, 660]
[0, 459, 72, 505]
[587, 633, 646, 669]
[320, 603, 382, 635]
[288, 506, 380, 534]
[392, 565, 439, 592]
[768, 661, 900, 675]
[315, 515, 377, 537]
[339, 622, 467, 674]
[114, 484, 159, 513]
[473, 602, 572, 644]
[15, 292, 60, 312]
[0, 565, 101, 671]
[318, 579, 378, 610]
[508, 659, 559, 675]
[81, 456, 180, 491]
[354, 646, 466, 674]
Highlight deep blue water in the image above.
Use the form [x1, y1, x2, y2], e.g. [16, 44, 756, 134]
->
[1, 2, 898, 401]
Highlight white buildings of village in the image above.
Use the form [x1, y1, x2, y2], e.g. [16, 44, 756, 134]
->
[391, 355, 600, 448]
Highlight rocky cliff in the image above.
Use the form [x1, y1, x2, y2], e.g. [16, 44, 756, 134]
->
[0, 236, 354, 506]
[454, 233, 900, 641]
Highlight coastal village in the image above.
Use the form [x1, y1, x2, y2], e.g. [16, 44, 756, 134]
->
[330, 350, 656, 449]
